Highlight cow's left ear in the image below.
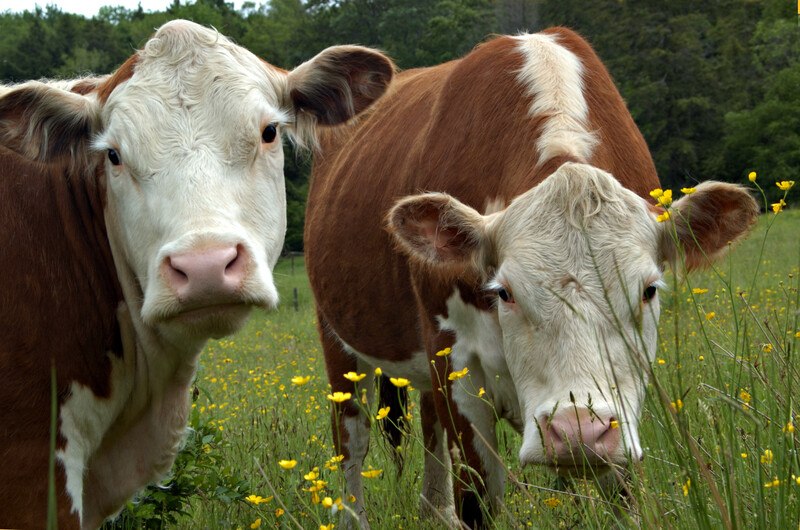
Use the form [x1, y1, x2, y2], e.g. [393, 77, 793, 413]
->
[660, 181, 759, 272]
[387, 192, 490, 269]
[0, 81, 100, 164]
[287, 45, 394, 126]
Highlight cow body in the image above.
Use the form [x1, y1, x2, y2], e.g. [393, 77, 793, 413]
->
[0, 20, 392, 529]
[306, 28, 757, 527]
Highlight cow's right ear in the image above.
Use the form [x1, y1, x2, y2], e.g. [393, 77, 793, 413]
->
[287, 45, 394, 126]
[0, 81, 100, 164]
[387, 192, 489, 268]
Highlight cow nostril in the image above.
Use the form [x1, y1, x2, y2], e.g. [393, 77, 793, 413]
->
[167, 257, 189, 280]
[224, 245, 247, 277]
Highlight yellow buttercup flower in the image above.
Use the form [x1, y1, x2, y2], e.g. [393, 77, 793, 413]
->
[610, 420, 619, 429]
[776, 180, 795, 191]
[361, 468, 383, 479]
[448, 367, 469, 381]
[250, 518, 262, 529]
[322, 497, 333, 508]
[761, 449, 774, 465]
[656, 211, 670, 223]
[436, 347, 452, 356]
[682, 478, 691, 497]
[739, 389, 751, 404]
[304, 469, 319, 481]
[783, 422, 795, 434]
[670, 399, 684, 413]
[772, 199, 786, 213]
[748, 171, 757, 182]
[543, 497, 562, 508]
[275, 508, 285, 517]
[343, 372, 366, 382]
[762, 343, 773, 353]
[692, 288, 709, 294]
[245, 494, 271, 505]
[278, 459, 297, 470]
[375, 406, 390, 420]
[291, 375, 311, 386]
[389, 377, 410, 388]
[681, 187, 697, 194]
[374, 367, 382, 376]
[705, 311, 716, 321]
[649, 188, 664, 199]
[320, 524, 335, 530]
[327, 391, 352, 403]
[657, 189, 673, 207]
[478, 387, 486, 397]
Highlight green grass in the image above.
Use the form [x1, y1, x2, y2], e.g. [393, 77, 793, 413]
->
[140, 209, 800, 529]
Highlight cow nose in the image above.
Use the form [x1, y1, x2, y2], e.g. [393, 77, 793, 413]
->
[540, 408, 620, 463]
[164, 245, 248, 300]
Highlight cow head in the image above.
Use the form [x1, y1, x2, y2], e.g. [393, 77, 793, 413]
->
[389, 162, 758, 472]
[0, 20, 392, 343]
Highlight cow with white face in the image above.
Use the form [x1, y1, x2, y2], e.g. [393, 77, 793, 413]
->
[0, 19, 392, 529]
[305, 27, 758, 528]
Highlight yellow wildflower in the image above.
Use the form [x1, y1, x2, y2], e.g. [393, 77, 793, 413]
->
[448, 367, 470, 381]
[682, 478, 691, 497]
[304, 469, 319, 481]
[772, 199, 786, 213]
[610, 420, 619, 429]
[389, 377, 410, 388]
[698, 355, 704, 361]
[741, 453, 748, 459]
[343, 372, 366, 382]
[784, 422, 795, 434]
[327, 391, 352, 403]
[739, 389, 751, 404]
[275, 508, 285, 517]
[657, 358, 666, 365]
[656, 189, 673, 207]
[764, 477, 780, 488]
[692, 288, 709, 294]
[478, 387, 486, 397]
[436, 347, 452, 356]
[705, 311, 715, 321]
[681, 187, 697, 194]
[656, 211, 670, 223]
[250, 518, 262, 529]
[649, 188, 664, 199]
[320, 524, 335, 530]
[762, 343, 773, 353]
[374, 367, 382, 376]
[748, 171, 757, 182]
[361, 468, 383, 479]
[375, 406, 390, 420]
[761, 449, 774, 465]
[776, 180, 795, 191]
[245, 494, 271, 505]
[795, 331, 800, 338]
[278, 459, 297, 470]
[322, 497, 334, 509]
[291, 375, 311, 386]
[670, 399, 684, 413]
[543, 497, 562, 508]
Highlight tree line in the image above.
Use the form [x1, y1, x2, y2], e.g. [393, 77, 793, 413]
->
[1, 0, 796, 251]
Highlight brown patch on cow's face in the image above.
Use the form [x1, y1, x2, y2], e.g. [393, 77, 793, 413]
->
[97, 54, 140, 104]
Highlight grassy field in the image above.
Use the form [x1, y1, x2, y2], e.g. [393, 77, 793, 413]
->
[115, 205, 799, 529]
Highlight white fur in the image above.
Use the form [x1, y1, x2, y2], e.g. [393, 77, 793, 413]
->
[514, 33, 597, 164]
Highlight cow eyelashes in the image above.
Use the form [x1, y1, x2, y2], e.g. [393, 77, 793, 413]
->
[107, 148, 122, 166]
[262, 123, 278, 144]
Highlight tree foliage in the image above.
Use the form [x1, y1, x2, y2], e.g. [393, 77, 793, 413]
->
[1, 0, 795, 250]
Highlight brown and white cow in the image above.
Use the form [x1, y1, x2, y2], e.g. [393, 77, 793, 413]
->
[305, 27, 758, 527]
[0, 20, 392, 529]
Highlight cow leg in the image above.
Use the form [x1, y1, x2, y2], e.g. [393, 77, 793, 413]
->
[319, 314, 373, 529]
[419, 390, 458, 526]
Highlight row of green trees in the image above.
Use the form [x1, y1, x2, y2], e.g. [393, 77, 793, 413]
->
[1, 0, 796, 250]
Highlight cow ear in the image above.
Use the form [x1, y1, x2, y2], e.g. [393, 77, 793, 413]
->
[660, 182, 759, 272]
[287, 45, 394, 126]
[387, 192, 490, 268]
[0, 81, 100, 164]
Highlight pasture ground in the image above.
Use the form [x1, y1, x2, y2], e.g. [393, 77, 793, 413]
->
[118, 207, 799, 529]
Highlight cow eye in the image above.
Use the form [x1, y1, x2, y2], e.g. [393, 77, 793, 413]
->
[262, 124, 278, 144]
[107, 149, 121, 166]
[643, 284, 658, 302]
[497, 287, 515, 304]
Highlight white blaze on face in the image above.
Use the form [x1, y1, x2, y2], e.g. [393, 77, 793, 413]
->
[389, 162, 758, 470]
[94, 22, 286, 337]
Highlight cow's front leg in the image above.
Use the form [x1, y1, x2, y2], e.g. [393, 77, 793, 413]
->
[419, 390, 458, 526]
[320, 320, 373, 530]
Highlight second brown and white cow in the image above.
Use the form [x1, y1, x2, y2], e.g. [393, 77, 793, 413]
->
[0, 19, 392, 529]
[305, 27, 757, 527]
